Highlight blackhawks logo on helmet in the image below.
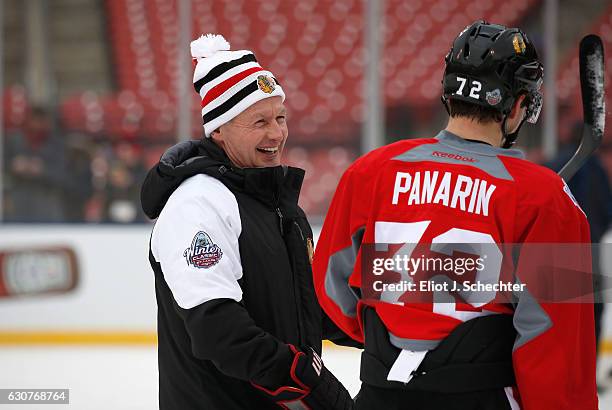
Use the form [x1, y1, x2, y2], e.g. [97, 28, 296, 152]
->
[257, 75, 276, 94]
[513, 34, 527, 54]
[184, 231, 223, 269]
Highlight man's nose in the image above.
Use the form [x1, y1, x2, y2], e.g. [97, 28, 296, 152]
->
[267, 120, 285, 141]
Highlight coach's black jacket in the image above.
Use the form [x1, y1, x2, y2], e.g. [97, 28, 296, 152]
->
[141, 139, 354, 410]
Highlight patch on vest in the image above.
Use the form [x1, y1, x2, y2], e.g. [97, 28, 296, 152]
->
[184, 231, 223, 268]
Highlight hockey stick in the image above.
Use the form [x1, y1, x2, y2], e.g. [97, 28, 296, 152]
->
[558, 35, 606, 181]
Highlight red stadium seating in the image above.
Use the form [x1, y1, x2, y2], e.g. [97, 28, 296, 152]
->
[2, 85, 28, 130]
[55, 0, 539, 215]
[284, 144, 357, 215]
[96, 0, 537, 142]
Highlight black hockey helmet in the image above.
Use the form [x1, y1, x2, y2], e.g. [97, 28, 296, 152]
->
[441, 20, 544, 147]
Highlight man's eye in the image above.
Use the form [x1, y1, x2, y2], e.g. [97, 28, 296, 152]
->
[277, 116, 286, 122]
[255, 119, 266, 126]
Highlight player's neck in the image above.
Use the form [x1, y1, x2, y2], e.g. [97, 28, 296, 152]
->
[445, 117, 503, 147]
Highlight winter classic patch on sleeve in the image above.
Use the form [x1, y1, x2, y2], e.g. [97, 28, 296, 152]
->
[183, 231, 223, 268]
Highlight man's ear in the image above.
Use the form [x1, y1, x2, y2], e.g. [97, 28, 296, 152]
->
[210, 128, 222, 142]
[508, 94, 527, 121]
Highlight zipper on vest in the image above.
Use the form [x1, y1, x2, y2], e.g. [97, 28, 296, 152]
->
[293, 221, 304, 241]
[288, 220, 304, 344]
[275, 207, 284, 235]
[293, 220, 305, 344]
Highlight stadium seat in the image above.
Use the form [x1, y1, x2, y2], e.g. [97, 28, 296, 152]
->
[2, 85, 28, 130]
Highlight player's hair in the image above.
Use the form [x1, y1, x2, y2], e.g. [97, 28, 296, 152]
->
[448, 98, 503, 123]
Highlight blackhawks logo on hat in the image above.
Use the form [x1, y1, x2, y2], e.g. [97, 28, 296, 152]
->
[257, 75, 276, 94]
[184, 231, 223, 269]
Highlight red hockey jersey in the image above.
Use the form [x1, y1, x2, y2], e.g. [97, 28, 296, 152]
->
[313, 131, 597, 409]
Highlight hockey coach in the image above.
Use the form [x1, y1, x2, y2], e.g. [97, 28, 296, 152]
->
[140, 34, 353, 410]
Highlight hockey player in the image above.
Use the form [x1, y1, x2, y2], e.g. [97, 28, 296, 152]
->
[141, 34, 353, 409]
[312, 21, 598, 409]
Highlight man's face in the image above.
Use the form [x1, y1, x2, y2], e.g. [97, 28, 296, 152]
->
[212, 97, 288, 168]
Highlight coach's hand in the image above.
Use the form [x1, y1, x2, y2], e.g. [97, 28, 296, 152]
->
[252, 345, 353, 410]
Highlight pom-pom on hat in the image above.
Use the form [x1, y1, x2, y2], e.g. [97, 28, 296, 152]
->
[191, 34, 285, 138]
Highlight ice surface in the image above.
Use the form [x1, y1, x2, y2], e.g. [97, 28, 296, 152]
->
[1, 345, 611, 409]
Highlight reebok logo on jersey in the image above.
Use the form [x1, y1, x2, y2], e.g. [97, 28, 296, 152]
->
[184, 231, 223, 268]
[432, 151, 477, 163]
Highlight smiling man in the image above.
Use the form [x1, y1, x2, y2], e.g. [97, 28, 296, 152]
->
[212, 97, 288, 168]
[140, 35, 353, 410]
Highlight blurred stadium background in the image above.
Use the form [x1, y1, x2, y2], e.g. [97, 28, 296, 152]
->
[0, 0, 611, 408]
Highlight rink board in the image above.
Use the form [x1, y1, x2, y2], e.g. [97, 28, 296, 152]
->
[0, 225, 611, 346]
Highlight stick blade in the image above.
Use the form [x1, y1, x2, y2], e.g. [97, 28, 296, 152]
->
[579, 34, 605, 144]
[558, 35, 605, 181]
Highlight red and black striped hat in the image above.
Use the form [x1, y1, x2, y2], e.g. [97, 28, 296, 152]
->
[191, 34, 285, 138]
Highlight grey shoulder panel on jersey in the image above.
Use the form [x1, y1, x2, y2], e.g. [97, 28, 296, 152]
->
[392, 131, 525, 181]
[512, 281, 553, 350]
[324, 227, 365, 318]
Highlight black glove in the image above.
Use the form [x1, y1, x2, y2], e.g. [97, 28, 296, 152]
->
[252, 345, 354, 410]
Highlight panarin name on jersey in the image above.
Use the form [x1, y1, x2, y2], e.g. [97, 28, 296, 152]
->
[392, 170, 496, 216]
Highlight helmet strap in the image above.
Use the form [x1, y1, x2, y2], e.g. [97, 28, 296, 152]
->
[441, 96, 451, 116]
[501, 115, 526, 149]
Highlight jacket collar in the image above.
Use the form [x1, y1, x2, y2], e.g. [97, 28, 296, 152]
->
[141, 138, 305, 219]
